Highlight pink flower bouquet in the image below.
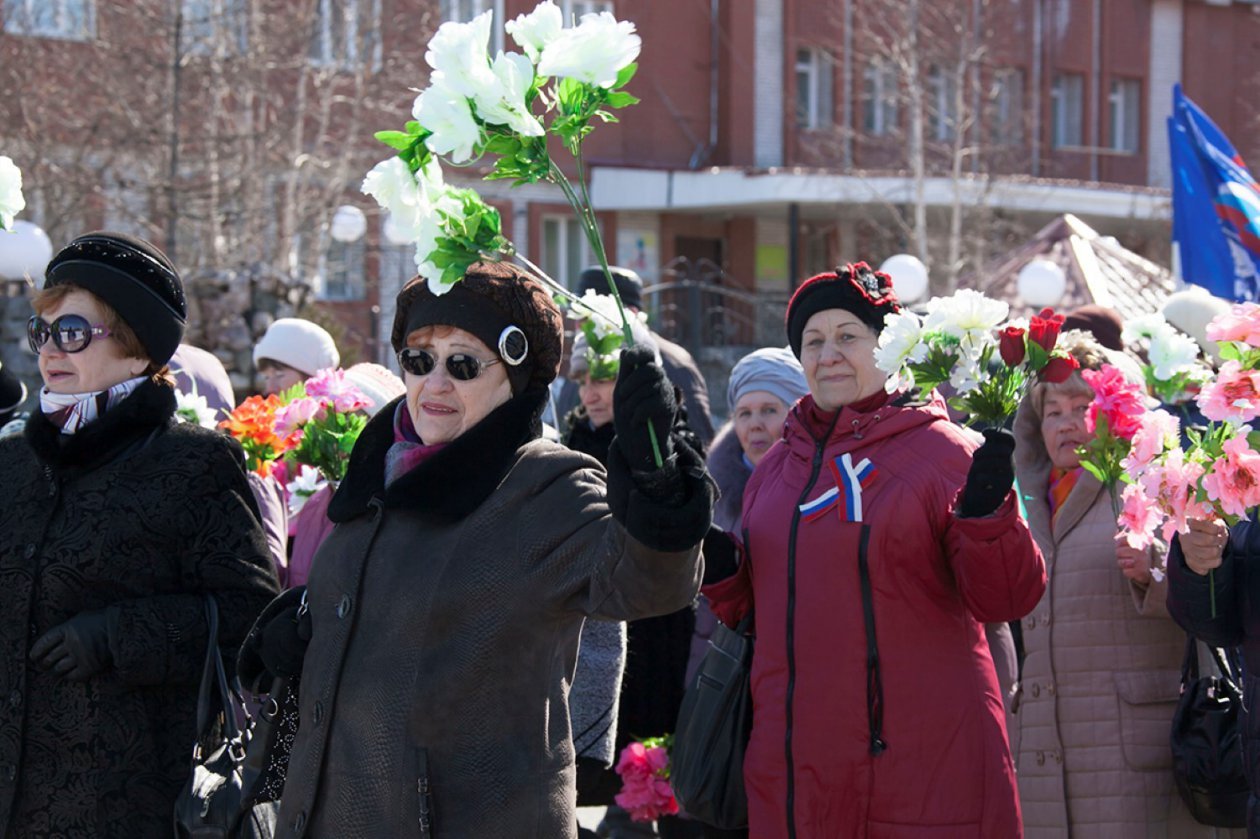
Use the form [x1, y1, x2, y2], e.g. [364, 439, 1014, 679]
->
[614, 736, 678, 823]
[1076, 364, 1150, 518]
[275, 368, 372, 487]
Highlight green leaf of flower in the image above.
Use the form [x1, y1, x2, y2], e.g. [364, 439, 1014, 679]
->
[375, 130, 414, 151]
[614, 62, 638, 89]
[605, 91, 639, 109]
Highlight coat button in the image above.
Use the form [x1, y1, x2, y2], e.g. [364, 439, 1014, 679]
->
[1046, 681, 1056, 695]
[1051, 751, 1062, 763]
[292, 810, 306, 833]
[336, 595, 351, 619]
[1031, 683, 1041, 698]
[1025, 615, 1036, 629]
[312, 701, 324, 725]
[23, 544, 35, 560]
[1036, 751, 1046, 766]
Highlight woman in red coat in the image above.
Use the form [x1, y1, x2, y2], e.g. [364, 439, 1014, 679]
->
[703, 264, 1046, 837]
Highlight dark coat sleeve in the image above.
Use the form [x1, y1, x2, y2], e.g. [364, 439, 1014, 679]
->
[1167, 524, 1247, 648]
[109, 436, 280, 686]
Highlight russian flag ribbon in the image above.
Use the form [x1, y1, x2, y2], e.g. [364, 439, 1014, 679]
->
[798, 453, 878, 523]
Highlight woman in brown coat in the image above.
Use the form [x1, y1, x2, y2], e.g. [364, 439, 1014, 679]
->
[1011, 330, 1229, 837]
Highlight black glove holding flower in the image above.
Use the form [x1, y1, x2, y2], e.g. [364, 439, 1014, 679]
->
[32, 608, 117, 682]
[613, 344, 677, 475]
[958, 428, 1017, 519]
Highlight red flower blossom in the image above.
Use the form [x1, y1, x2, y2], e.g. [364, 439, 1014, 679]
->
[1040, 354, 1079, 384]
[999, 326, 1027, 367]
[1028, 307, 1066, 352]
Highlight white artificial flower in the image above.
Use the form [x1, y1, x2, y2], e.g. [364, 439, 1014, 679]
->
[873, 309, 927, 376]
[569, 288, 623, 340]
[922, 289, 1009, 341]
[414, 83, 482, 163]
[0, 156, 25, 231]
[1147, 324, 1202, 381]
[474, 51, 545, 137]
[536, 11, 641, 88]
[505, 0, 564, 63]
[286, 464, 329, 518]
[949, 345, 985, 395]
[174, 391, 218, 429]
[1120, 312, 1168, 345]
[362, 157, 424, 233]
[411, 191, 464, 291]
[424, 11, 497, 99]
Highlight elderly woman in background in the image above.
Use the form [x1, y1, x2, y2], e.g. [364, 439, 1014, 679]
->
[1011, 330, 1224, 836]
[244, 263, 713, 838]
[0, 232, 278, 836]
[703, 263, 1045, 837]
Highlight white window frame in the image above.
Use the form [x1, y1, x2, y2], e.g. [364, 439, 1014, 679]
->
[1050, 73, 1084, 149]
[991, 67, 1024, 146]
[441, 0, 505, 54]
[862, 59, 898, 136]
[1108, 78, 1140, 154]
[561, 0, 613, 24]
[181, 0, 248, 57]
[927, 65, 957, 142]
[542, 214, 596, 290]
[3, 0, 94, 40]
[795, 48, 834, 131]
[310, 0, 381, 70]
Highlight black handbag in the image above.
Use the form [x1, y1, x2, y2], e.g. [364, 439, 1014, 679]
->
[173, 596, 281, 839]
[669, 612, 753, 830]
[1170, 635, 1248, 828]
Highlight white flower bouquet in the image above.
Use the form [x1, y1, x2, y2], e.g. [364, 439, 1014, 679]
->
[0, 156, 25, 232]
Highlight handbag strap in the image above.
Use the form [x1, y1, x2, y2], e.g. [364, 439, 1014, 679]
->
[194, 595, 241, 751]
[1181, 633, 1243, 691]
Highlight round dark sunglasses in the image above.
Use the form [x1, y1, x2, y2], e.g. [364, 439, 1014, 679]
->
[397, 347, 501, 381]
[27, 314, 112, 354]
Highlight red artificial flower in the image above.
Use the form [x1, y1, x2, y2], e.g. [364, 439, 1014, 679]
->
[999, 325, 1027, 367]
[1041, 354, 1079, 384]
[1028, 307, 1066, 352]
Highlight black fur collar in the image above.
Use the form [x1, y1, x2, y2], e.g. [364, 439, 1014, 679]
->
[328, 386, 549, 524]
[25, 378, 176, 472]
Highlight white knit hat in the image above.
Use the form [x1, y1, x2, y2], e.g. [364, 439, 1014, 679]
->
[1162, 286, 1232, 365]
[344, 363, 406, 416]
[253, 318, 340, 376]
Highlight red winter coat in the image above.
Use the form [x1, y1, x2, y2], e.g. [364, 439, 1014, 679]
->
[704, 392, 1046, 838]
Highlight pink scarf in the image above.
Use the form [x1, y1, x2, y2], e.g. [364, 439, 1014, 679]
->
[384, 402, 448, 487]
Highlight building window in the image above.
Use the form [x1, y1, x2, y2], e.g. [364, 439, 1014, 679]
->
[542, 215, 595, 289]
[320, 238, 366, 301]
[1050, 73, 1084, 149]
[441, 0, 505, 53]
[991, 68, 1024, 146]
[862, 59, 898, 136]
[182, 0, 248, 56]
[927, 65, 957, 142]
[561, 0, 613, 21]
[310, 0, 381, 69]
[1108, 78, 1140, 154]
[3, 0, 94, 40]
[795, 48, 834, 131]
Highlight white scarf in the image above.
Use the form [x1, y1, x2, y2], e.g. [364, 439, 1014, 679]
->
[39, 376, 147, 435]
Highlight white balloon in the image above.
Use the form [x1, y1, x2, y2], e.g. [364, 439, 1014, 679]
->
[0, 220, 53, 283]
[1017, 258, 1067, 308]
[878, 254, 929, 303]
[330, 205, 367, 243]
[383, 214, 415, 247]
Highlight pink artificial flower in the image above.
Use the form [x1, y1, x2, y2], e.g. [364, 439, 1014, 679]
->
[1205, 302, 1260, 348]
[1202, 433, 1260, 518]
[305, 368, 372, 414]
[1121, 409, 1179, 477]
[1197, 360, 1260, 424]
[1081, 365, 1147, 441]
[614, 741, 678, 823]
[1118, 482, 1161, 550]
[1140, 450, 1211, 543]
[275, 396, 324, 437]
[645, 745, 669, 774]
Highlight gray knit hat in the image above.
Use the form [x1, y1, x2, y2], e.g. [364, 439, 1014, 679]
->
[726, 346, 809, 414]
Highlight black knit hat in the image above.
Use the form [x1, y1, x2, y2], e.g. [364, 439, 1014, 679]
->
[392, 262, 564, 395]
[44, 231, 187, 366]
[0, 361, 26, 418]
[785, 262, 902, 358]
[576, 265, 644, 311]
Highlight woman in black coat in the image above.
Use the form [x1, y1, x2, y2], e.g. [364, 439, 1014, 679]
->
[0, 232, 279, 837]
[1167, 514, 1260, 834]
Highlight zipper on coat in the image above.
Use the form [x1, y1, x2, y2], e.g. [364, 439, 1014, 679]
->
[416, 747, 434, 838]
[783, 432, 831, 839]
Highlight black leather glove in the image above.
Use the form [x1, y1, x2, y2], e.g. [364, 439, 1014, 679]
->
[238, 587, 311, 693]
[958, 428, 1016, 519]
[31, 609, 115, 681]
[613, 345, 677, 474]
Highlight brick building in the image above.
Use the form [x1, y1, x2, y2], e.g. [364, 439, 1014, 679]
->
[1, 0, 1258, 385]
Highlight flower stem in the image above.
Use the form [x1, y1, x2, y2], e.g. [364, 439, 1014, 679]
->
[493, 248, 621, 331]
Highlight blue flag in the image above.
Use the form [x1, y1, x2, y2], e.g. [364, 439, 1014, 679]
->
[1168, 84, 1260, 301]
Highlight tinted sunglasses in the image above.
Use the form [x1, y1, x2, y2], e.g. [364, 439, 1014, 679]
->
[397, 347, 501, 381]
[27, 314, 112, 354]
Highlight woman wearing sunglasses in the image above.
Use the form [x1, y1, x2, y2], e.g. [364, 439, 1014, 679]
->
[239, 262, 713, 838]
[0, 232, 279, 836]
